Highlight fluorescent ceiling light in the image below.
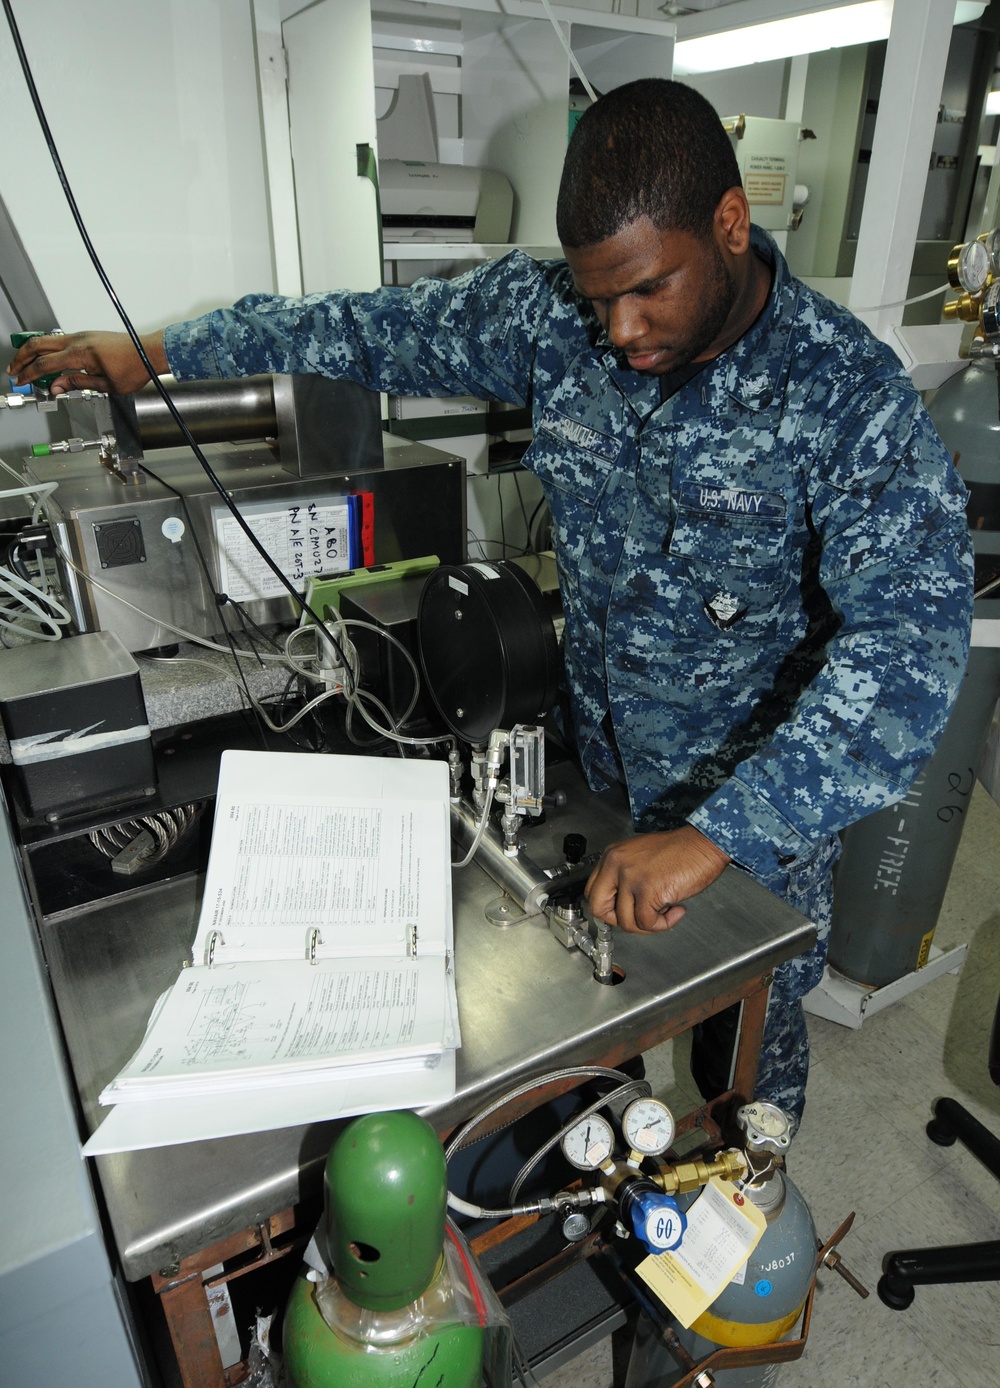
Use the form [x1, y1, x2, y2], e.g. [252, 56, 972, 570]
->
[987, 89, 1000, 116]
[673, 1, 987, 76]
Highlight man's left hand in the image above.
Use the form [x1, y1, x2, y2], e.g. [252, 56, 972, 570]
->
[585, 825, 731, 933]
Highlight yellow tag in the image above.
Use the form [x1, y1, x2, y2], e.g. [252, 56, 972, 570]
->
[916, 930, 934, 969]
[635, 1176, 767, 1329]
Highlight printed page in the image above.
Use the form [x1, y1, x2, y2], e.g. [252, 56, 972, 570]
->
[82, 1052, 457, 1155]
[193, 750, 452, 962]
[101, 955, 452, 1101]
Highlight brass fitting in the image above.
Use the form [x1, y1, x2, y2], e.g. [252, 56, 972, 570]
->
[654, 1148, 748, 1196]
[943, 292, 982, 323]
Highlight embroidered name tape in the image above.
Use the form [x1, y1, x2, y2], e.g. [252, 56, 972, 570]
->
[539, 409, 620, 462]
[678, 482, 785, 519]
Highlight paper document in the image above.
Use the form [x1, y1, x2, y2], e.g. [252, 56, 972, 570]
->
[195, 799, 447, 961]
[102, 956, 452, 1100]
[82, 1052, 457, 1155]
[214, 498, 353, 602]
[85, 750, 458, 1154]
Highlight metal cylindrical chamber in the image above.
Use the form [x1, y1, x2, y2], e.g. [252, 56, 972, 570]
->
[131, 376, 277, 447]
[828, 645, 1000, 986]
[450, 799, 590, 914]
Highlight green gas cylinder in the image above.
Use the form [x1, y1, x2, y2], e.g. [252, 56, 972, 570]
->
[283, 1110, 484, 1388]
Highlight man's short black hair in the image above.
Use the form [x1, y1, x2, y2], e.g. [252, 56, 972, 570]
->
[556, 78, 743, 248]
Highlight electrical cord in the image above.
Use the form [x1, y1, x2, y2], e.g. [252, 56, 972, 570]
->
[512, 470, 532, 552]
[1, 463, 73, 640]
[43, 525, 296, 659]
[40, 516, 454, 751]
[138, 644, 345, 737]
[4, 9, 458, 757]
[0, 559, 72, 640]
[1, 0, 357, 689]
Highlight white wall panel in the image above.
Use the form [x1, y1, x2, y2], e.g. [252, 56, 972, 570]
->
[0, 1, 274, 333]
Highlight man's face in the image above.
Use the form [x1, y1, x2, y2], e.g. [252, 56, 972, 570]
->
[564, 213, 739, 376]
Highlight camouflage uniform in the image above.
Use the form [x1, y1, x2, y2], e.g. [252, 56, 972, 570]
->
[165, 228, 974, 1122]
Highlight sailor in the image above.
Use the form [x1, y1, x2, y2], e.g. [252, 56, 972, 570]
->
[9, 79, 973, 1125]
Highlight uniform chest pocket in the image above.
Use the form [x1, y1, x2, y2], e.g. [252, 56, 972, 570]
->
[526, 419, 620, 566]
[666, 503, 790, 638]
[533, 408, 620, 497]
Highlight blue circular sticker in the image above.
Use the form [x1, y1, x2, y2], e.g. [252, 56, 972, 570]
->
[754, 1279, 773, 1298]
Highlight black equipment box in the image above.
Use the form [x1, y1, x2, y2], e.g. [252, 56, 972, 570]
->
[0, 630, 155, 820]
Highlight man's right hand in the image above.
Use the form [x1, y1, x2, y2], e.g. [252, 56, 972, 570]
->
[7, 329, 168, 396]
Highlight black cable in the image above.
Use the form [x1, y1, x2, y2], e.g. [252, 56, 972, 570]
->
[2, 0, 355, 692]
[498, 472, 507, 558]
[512, 470, 532, 554]
[525, 494, 548, 553]
[273, 671, 326, 752]
[5, 539, 32, 582]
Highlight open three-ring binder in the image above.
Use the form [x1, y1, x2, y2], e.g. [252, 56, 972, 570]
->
[83, 749, 458, 1155]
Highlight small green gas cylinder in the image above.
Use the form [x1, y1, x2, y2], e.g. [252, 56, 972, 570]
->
[283, 1110, 484, 1388]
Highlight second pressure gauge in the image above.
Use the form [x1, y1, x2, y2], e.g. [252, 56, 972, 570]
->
[561, 1113, 615, 1170]
[948, 237, 991, 296]
[622, 1097, 676, 1156]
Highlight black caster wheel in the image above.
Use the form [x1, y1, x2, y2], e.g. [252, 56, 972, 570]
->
[877, 1274, 915, 1310]
[926, 1117, 957, 1146]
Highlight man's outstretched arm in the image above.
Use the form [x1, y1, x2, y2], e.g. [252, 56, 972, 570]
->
[7, 330, 168, 396]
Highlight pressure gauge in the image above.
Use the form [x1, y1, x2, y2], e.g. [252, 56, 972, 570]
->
[985, 228, 1000, 277]
[736, 1101, 792, 1155]
[948, 238, 991, 296]
[561, 1113, 615, 1170]
[622, 1098, 676, 1156]
[981, 281, 1000, 342]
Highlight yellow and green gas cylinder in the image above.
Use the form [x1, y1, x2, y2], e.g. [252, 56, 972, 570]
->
[283, 1110, 484, 1388]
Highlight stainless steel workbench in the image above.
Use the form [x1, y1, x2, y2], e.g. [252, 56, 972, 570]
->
[28, 755, 814, 1387]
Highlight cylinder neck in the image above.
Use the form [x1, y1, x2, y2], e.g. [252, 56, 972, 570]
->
[744, 1166, 786, 1219]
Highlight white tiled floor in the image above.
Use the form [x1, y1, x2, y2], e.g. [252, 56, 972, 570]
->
[543, 785, 1000, 1388]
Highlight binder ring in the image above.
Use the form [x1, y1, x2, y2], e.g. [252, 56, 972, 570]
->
[309, 928, 323, 965]
[208, 931, 224, 968]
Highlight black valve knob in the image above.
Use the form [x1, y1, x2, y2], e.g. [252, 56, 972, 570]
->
[562, 833, 587, 864]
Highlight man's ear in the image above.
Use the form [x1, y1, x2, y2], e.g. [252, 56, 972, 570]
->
[714, 187, 752, 255]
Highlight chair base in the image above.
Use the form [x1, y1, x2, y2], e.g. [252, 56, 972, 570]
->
[879, 1098, 1000, 1310]
[878, 1240, 1000, 1309]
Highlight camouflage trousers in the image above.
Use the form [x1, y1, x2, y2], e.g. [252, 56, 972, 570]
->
[691, 836, 837, 1130]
